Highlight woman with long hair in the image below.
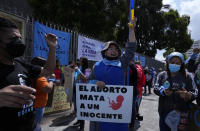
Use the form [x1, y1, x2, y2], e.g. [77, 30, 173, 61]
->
[73, 57, 91, 131]
[154, 52, 198, 131]
[78, 57, 91, 83]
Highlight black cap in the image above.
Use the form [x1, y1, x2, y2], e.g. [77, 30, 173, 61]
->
[31, 57, 46, 67]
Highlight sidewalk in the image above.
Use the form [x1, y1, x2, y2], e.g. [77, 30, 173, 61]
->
[41, 106, 90, 131]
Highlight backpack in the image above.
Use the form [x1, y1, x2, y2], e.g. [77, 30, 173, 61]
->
[135, 65, 146, 87]
[135, 65, 146, 97]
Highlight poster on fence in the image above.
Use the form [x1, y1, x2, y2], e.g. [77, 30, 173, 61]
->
[45, 86, 69, 113]
[77, 35, 105, 61]
[33, 22, 71, 65]
[76, 84, 133, 123]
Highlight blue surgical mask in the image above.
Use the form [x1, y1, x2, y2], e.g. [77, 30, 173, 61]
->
[169, 64, 181, 73]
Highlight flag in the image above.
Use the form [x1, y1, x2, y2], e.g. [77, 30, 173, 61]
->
[130, 0, 135, 21]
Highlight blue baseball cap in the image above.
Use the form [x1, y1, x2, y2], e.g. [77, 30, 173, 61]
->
[168, 52, 184, 63]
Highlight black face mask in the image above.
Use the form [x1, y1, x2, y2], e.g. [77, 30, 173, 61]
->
[5, 39, 26, 58]
[105, 56, 119, 60]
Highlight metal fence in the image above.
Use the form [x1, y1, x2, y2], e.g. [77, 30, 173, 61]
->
[0, 5, 78, 63]
[0, 4, 165, 69]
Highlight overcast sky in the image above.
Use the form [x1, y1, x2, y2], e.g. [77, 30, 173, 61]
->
[155, 0, 200, 61]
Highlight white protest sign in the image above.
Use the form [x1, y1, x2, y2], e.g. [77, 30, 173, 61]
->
[76, 84, 133, 123]
[77, 35, 105, 61]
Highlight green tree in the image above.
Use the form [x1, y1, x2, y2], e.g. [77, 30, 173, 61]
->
[28, 0, 193, 57]
[134, 0, 165, 57]
[28, 0, 128, 44]
[162, 10, 193, 54]
[163, 48, 175, 58]
[134, 1, 193, 57]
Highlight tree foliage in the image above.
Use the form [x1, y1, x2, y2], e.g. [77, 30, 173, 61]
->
[162, 10, 193, 54]
[28, 0, 193, 57]
[163, 48, 175, 58]
[28, 0, 129, 44]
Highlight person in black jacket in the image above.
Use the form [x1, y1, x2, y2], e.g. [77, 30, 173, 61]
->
[128, 60, 138, 129]
[154, 52, 198, 131]
[0, 17, 57, 131]
[186, 48, 200, 74]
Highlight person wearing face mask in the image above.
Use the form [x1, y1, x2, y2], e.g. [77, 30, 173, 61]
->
[0, 17, 57, 131]
[186, 48, 200, 75]
[154, 52, 198, 131]
[31, 57, 55, 131]
[73, 57, 91, 131]
[89, 19, 136, 131]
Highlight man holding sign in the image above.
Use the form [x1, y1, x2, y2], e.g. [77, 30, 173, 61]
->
[83, 18, 136, 131]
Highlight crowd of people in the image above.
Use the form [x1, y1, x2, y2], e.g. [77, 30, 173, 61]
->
[0, 16, 200, 131]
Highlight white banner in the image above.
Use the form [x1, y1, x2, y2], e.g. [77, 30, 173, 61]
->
[76, 84, 133, 123]
[78, 35, 105, 61]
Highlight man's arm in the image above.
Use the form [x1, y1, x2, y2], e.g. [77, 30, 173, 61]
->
[129, 19, 136, 43]
[41, 81, 54, 93]
[121, 19, 137, 69]
[40, 34, 57, 76]
[41, 74, 55, 93]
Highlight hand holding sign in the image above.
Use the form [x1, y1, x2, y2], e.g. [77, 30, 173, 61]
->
[45, 33, 58, 48]
[96, 81, 105, 89]
[164, 88, 173, 96]
[176, 87, 192, 102]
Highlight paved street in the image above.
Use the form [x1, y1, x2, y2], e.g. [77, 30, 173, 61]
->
[41, 91, 160, 131]
[136, 93, 159, 131]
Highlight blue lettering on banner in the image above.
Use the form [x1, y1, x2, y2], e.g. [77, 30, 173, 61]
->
[140, 56, 146, 67]
[33, 22, 71, 65]
[18, 103, 34, 117]
[18, 112, 21, 117]
[24, 109, 27, 114]
[101, 44, 104, 49]
[81, 40, 97, 58]
[83, 40, 95, 47]
[135, 54, 138, 61]
[31, 106, 34, 111]
[28, 108, 30, 112]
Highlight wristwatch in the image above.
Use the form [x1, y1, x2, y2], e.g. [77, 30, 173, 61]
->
[48, 78, 55, 82]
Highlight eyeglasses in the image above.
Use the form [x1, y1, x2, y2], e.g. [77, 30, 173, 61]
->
[107, 48, 118, 51]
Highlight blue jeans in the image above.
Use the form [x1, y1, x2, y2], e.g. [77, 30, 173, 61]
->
[159, 112, 171, 131]
[130, 95, 137, 127]
[35, 107, 45, 124]
[34, 122, 42, 131]
[136, 96, 142, 114]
